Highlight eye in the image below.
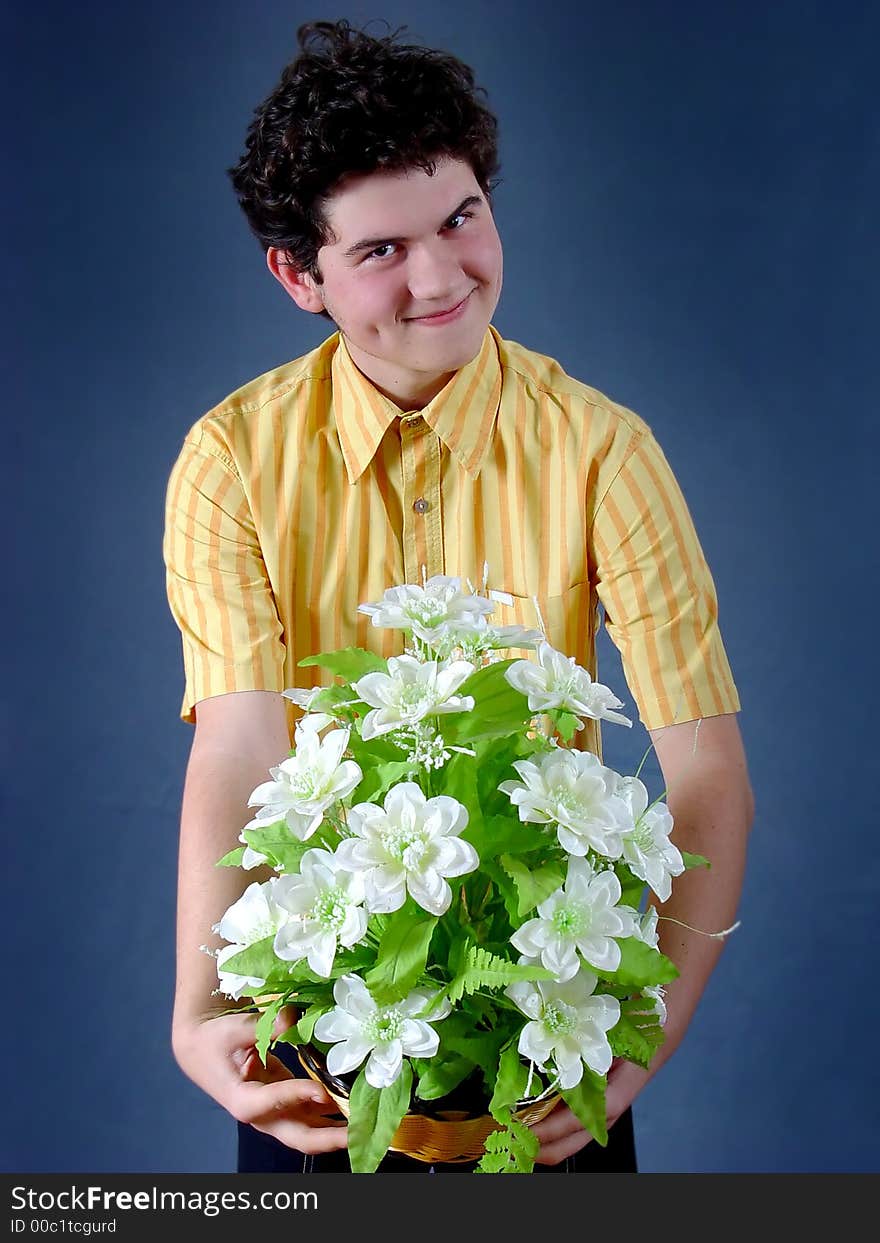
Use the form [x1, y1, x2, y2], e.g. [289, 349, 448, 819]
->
[365, 243, 397, 262]
[445, 210, 475, 230]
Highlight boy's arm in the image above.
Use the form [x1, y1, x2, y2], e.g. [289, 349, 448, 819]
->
[171, 689, 348, 1154]
[530, 712, 754, 1164]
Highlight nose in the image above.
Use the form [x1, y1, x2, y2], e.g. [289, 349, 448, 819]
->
[405, 241, 464, 306]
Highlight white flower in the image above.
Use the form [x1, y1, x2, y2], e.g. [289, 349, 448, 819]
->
[351, 655, 476, 741]
[272, 849, 367, 977]
[245, 715, 362, 842]
[281, 686, 322, 709]
[628, 905, 668, 1024]
[313, 974, 451, 1088]
[498, 748, 631, 859]
[335, 782, 478, 916]
[510, 857, 635, 978]
[506, 964, 620, 1087]
[426, 614, 545, 661]
[212, 880, 289, 1000]
[358, 575, 495, 644]
[505, 642, 632, 728]
[614, 776, 685, 902]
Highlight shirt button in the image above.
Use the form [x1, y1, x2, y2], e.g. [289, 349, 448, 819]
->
[413, 497, 429, 514]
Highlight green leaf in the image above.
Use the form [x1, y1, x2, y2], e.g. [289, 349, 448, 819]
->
[219, 934, 285, 983]
[499, 855, 565, 917]
[307, 682, 361, 716]
[474, 1118, 539, 1173]
[414, 1054, 476, 1100]
[445, 945, 553, 1006]
[547, 709, 580, 743]
[437, 749, 480, 810]
[561, 1069, 608, 1146]
[351, 759, 416, 806]
[489, 1045, 528, 1119]
[254, 995, 286, 1066]
[215, 847, 245, 868]
[682, 850, 711, 870]
[347, 1062, 413, 1173]
[276, 1001, 331, 1046]
[451, 660, 533, 741]
[297, 646, 387, 680]
[462, 814, 549, 861]
[241, 822, 311, 873]
[609, 1005, 665, 1068]
[614, 861, 647, 908]
[365, 906, 437, 1004]
[603, 937, 680, 987]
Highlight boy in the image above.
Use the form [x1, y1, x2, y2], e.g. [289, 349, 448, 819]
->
[163, 19, 753, 1173]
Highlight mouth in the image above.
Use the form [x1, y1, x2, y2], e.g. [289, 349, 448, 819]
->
[404, 289, 475, 324]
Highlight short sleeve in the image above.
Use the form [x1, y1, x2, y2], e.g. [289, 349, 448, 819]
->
[162, 435, 286, 724]
[591, 429, 741, 730]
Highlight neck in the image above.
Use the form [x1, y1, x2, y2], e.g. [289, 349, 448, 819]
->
[342, 336, 455, 412]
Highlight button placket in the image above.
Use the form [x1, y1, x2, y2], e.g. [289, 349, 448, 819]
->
[400, 414, 444, 582]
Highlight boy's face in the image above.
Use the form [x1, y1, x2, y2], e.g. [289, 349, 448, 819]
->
[270, 156, 504, 407]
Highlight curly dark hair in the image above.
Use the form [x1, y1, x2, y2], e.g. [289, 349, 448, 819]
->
[227, 19, 501, 317]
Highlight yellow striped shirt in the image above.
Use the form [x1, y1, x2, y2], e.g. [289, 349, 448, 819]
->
[163, 326, 740, 754]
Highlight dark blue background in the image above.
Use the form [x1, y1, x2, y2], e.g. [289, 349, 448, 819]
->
[5, 0, 878, 1173]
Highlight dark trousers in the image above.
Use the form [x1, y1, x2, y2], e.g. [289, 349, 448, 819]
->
[237, 1043, 637, 1173]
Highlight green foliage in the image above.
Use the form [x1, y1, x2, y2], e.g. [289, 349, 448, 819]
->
[606, 936, 680, 987]
[215, 846, 245, 867]
[219, 934, 285, 984]
[364, 906, 437, 1004]
[462, 813, 548, 861]
[614, 860, 646, 908]
[499, 854, 565, 917]
[445, 945, 553, 1005]
[413, 1054, 476, 1100]
[547, 708, 581, 743]
[474, 1118, 539, 1173]
[608, 1002, 665, 1069]
[489, 1044, 529, 1118]
[276, 1001, 331, 1046]
[353, 759, 417, 806]
[241, 822, 311, 872]
[254, 995, 287, 1066]
[682, 850, 711, 870]
[297, 645, 386, 681]
[452, 660, 533, 741]
[347, 1062, 413, 1174]
[561, 1069, 608, 1147]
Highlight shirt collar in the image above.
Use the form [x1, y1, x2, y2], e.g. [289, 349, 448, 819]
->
[332, 326, 503, 484]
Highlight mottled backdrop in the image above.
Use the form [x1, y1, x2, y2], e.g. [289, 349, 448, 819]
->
[4, 0, 877, 1172]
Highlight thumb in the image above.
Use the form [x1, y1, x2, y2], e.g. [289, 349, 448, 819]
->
[272, 1004, 299, 1039]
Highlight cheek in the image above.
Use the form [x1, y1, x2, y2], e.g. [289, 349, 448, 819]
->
[466, 229, 503, 282]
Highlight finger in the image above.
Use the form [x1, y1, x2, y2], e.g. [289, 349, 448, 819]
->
[534, 1128, 593, 1166]
[236, 1077, 346, 1129]
[254, 1116, 350, 1153]
[529, 1103, 584, 1144]
[272, 1005, 299, 1038]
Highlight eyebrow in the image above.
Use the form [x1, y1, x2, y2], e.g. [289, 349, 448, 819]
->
[341, 194, 484, 259]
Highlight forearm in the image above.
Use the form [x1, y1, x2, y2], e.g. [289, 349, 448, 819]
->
[173, 699, 291, 1039]
[649, 756, 753, 1065]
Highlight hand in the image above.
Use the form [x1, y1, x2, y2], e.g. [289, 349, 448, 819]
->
[172, 1007, 348, 1154]
[528, 1059, 649, 1166]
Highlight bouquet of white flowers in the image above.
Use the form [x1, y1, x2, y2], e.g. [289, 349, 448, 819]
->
[209, 570, 704, 1172]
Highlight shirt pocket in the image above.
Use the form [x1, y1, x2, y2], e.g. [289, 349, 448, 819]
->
[488, 581, 604, 758]
[488, 580, 598, 665]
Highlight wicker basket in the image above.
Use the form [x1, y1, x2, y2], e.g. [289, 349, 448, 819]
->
[296, 1044, 559, 1164]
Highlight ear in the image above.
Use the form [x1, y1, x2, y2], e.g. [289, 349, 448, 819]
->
[266, 247, 326, 314]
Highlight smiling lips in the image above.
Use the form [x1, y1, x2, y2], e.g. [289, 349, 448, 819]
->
[405, 290, 474, 324]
